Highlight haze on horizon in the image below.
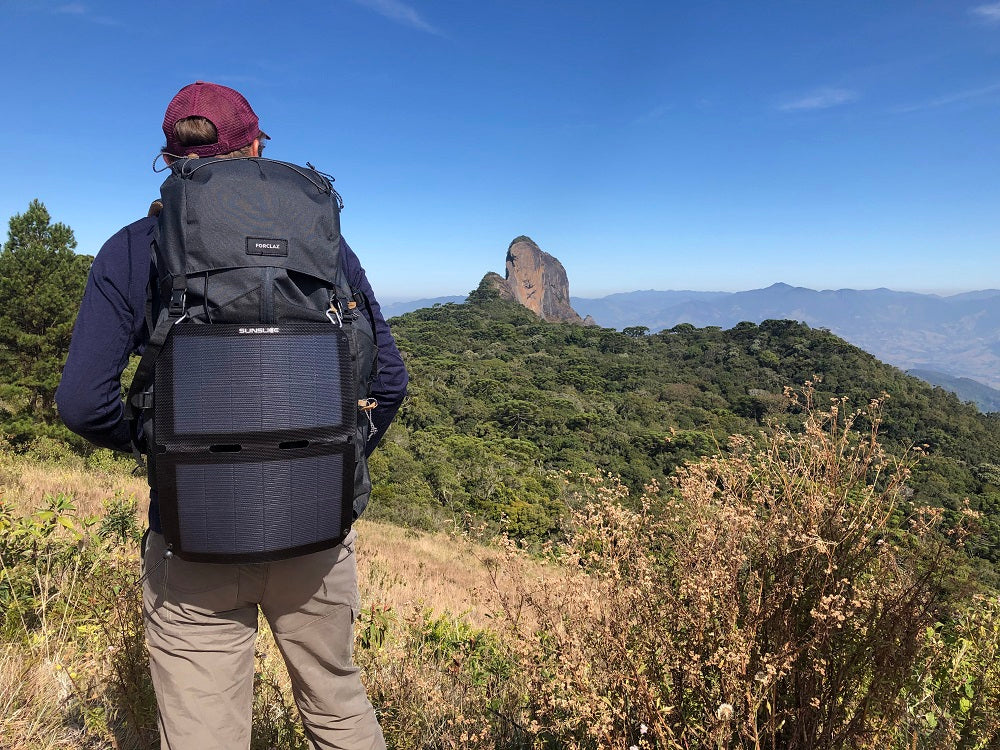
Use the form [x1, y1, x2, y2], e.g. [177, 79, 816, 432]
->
[383, 279, 1000, 304]
[3, 1, 999, 299]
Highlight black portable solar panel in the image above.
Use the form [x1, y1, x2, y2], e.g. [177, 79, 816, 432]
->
[152, 322, 357, 562]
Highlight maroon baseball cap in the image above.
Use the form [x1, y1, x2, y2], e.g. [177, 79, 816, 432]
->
[162, 81, 269, 158]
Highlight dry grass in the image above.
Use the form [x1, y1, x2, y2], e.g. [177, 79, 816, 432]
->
[0, 451, 516, 622]
[0, 449, 514, 632]
[0, 646, 77, 750]
[355, 520, 548, 629]
[0, 452, 147, 518]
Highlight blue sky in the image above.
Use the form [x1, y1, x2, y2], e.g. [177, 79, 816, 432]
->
[2, 0, 1000, 299]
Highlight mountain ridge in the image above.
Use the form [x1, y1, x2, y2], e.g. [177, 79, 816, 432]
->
[571, 283, 1000, 393]
[381, 283, 1000, 403]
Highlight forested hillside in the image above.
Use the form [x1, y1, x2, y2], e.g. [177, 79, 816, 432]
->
[371, 280, 1000, 569]
[572, 283, 1000, 393]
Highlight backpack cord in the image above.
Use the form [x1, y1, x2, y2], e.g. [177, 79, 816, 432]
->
[134, 542, 173, 593]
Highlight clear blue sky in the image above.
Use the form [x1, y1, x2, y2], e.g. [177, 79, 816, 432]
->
[3, 0, 999, 299]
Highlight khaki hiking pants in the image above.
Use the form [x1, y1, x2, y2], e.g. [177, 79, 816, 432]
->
[142, 529, 385, 750]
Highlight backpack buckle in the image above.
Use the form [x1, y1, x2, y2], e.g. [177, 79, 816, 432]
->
[168, 289, 186, 316]
[130, 391, 154, 410]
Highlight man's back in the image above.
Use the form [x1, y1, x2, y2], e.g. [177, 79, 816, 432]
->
[56, 80, 406, 749]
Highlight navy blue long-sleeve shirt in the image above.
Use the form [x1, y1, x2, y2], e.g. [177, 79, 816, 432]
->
[56, 215, 408, 530]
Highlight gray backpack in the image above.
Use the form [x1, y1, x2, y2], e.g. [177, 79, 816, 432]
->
[127, 157, 377, 562]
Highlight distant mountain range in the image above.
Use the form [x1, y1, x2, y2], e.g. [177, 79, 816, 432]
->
[571, 283, 1000, 393]
[382, 296, 466, 318]
[382, 283, 1000, 411]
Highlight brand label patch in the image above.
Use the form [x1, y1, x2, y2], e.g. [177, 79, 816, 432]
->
[238, 327, 281, 334]
[246, 238, 288, 257]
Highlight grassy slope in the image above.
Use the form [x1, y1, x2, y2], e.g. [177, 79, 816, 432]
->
[1, 453, 510, 625]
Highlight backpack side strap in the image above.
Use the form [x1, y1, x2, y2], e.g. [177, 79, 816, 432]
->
[353, 290, 380, 384]
[124, 277, 187, 432]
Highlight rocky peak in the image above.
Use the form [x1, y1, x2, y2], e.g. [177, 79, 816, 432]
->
[481, 236, 592, 325]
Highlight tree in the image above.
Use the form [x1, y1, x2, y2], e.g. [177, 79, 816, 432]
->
[0, 200, 91, 444]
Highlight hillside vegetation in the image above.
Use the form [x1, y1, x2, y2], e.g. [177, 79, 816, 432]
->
[373, 282, 1000, 573]
[4, 201, 1000, 747]
[908, 369, 1000, 413]
[4, 202, 998, 567]
[4, 397, 1000, 749]
[571, 283, 1000, 393]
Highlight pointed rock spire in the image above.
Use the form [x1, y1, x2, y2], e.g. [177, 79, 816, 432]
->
[480, 236, 591, 324]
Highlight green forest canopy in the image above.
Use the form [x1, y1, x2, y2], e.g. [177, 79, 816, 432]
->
[371, 281, 1000, 571]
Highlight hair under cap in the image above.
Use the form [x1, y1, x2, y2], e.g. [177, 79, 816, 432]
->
[162, 81, 265, 158]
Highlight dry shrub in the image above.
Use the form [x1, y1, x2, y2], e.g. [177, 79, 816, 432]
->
[0, 492, 158, 749]
[491, 390, 977, 749]
[357, 607, 520, 748]
[4, 412, 995, 750]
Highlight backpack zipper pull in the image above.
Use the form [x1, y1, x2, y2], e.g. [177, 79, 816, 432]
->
[358, 398, 378, 441]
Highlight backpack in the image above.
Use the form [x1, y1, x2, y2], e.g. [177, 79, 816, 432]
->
[126, 156, 378, 563]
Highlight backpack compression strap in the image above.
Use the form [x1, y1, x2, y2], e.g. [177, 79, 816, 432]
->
[124, 276, 187, 435]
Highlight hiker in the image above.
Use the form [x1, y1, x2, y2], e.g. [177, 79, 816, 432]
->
[56, 81, 407, 749]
